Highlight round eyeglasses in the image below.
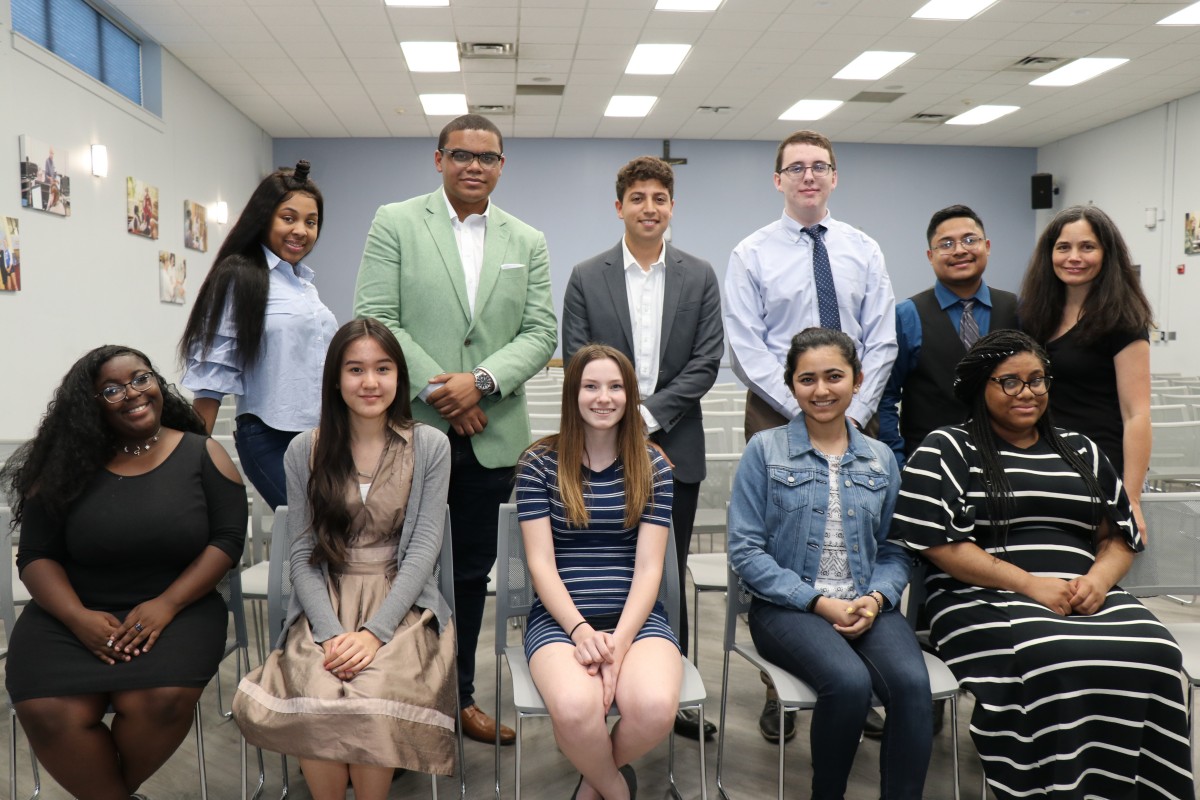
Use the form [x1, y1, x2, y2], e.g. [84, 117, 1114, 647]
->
[439, 148, 503, 168]
[933, 235, 986, 252]
[96, 372, 157, 404]
[778, 162, 833, 178]
[988, 375, 1052, 396]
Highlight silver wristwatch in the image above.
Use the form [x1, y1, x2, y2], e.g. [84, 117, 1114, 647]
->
[473, 368, 495, 395]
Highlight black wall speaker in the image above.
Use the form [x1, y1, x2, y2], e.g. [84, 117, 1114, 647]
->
[1031, 173, 1054, 209]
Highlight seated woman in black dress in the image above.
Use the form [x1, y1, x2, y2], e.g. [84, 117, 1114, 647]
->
[890, 330, 1192, 800]
[0, 345, 246, 800]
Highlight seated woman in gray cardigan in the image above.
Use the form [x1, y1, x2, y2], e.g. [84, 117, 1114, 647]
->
[234, 318, 456, 800]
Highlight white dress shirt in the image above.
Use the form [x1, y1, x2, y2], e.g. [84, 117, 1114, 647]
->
[622, 238, 665, 433]
[724, 209, 897, 424]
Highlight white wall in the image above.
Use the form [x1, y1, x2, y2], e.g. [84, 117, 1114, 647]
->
[0, 22, 273, 440]
[1037, 94, 1200, 374]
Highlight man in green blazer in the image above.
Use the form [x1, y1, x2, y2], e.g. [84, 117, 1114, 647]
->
[354, 114, 557, 745]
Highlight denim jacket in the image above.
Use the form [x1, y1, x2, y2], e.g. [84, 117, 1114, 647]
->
[728, 415, 908, 612]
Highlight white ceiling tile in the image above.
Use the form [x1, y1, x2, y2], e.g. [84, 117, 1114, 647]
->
[577, 26, 643, 45]
[516, 27, 580, 44]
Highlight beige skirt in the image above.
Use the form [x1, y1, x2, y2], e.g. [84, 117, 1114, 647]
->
[233, 559, 458, 774]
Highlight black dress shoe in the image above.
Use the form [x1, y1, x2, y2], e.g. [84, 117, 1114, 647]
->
[863, 708, 885, 738]
[758, 698, 796, 743]
[674, 708, 717, 741]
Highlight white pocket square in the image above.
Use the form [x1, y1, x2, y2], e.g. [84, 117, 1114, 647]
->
[500, 263, 526, 270]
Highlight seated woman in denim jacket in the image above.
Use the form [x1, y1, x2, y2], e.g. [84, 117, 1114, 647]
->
[727, 327, 932, 800]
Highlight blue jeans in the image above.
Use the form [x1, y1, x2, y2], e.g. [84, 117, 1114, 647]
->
[749, 598, 932, 800]
[233, 415, 301, 510]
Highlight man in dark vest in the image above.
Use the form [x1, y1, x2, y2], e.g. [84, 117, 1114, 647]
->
[879, 205, 1019, 467]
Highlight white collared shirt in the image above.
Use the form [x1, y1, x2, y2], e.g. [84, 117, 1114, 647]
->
[622, 238, 665, 433]
[443, 189, 490, 316]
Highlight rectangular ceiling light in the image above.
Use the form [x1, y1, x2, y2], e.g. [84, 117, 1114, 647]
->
[779, 99, 844, 121]
[626, 43, 691, 75]
[1158, 1, 1200, 24]
[1029, 57, 1128, 86]
[655, 0, 723, 10]
[833, 51, 915, 81]
[419, 93, 469, 115]
[911, 0, 998, 20]
[385, 0, 449, 6]
[604, 95, 658, 117]
[402, 41, 460, 72]
[945, 105, 1020, 125]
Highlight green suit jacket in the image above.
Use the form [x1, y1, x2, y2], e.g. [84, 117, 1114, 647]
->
[353, 188, 557, 468]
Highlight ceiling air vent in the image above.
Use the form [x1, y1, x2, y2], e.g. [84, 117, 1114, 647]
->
[1007, 56, 1065, 73]
[908, 112, 949, 123]
[459, 42, 516, 59]
[850, 91, 904, 103]
[516, 84, 565, 96]
[470, 104, 513, 115]
[697, 105, 732, 114]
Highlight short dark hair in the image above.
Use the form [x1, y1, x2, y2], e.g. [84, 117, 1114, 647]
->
[783, 327, 861, 390]
[438, 114, 504, 152]
[775, 130, 836, 173]
[615, 156, 674, 200]
[926, 204, 986, 245]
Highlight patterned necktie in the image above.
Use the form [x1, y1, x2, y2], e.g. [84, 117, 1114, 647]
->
[803, 225, 841, 330]
[959, 298, 980, 350]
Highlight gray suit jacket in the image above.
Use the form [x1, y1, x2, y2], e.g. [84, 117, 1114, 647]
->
[561, 241, 724, 483]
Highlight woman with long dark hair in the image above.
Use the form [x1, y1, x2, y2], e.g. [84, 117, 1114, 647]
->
[1018, 205, 1154, 533]
[179, 160, 337, 508]
[0, 345, 246, 800]
[234, 318, 458, 799]
[517, 344, 680, 800]
[890, 330, 1191, 800]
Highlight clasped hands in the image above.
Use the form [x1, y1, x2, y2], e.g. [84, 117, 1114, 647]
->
[571, 623, 627, 710]
[427, 373, 487, 437]
[812, 595, 879, 640]
[75, 596, 180, 665]
[321, 630, 383, 681]
[1023, 574, 1109, 617]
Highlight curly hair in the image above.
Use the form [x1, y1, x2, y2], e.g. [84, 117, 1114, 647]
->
[179, 161, 324, 370]
[952, 330, 1109, 549]
[1018, 205, 1154, 345]
[615, 156, 674, 201]
[1, 345, 205, 528]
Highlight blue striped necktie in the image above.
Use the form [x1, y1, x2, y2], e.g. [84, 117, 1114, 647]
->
[803, 225, 840, 330]
[960, 298, 980, 350]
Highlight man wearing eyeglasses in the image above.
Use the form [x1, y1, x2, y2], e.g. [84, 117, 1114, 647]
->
[878, 205, 1018, 468]
[724, 129, 897, 744]
[354, 114, 557, 747]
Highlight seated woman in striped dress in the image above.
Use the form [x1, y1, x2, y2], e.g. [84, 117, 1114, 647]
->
[517, 344, 681, 800]
[890, 329, 1193, 800]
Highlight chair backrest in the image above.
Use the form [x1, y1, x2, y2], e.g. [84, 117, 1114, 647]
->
[494, 502, 684, 650]
[0, 508, 15, 652]
[266, 506, 291, 642]
[1150, 404, 1192, 423]
[1121, 492, 1200, 596]
[722, 565, 752, 652]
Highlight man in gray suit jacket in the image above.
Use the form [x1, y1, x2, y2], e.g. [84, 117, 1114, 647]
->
[561, 156, 724, 741]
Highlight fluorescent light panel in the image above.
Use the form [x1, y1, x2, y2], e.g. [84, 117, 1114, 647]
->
[945, 105, 1020, 125]
[626, 43, 691, 75]
[385, 0, 449, 6]
[401, 41, 460, 72]
[1158, 2, 1200, 25]
[604, 95, 657, 117]
[655, 0, 722, 10]
[1029, 57, 1128, 87]
[779, 99, 843, 121]
[833, 51, 915, 81]
[911, 0, 998, 20]
[419, 94, 469, 115]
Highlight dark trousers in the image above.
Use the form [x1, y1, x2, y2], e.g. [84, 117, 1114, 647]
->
[234, 415, 301, 510]
[446, 431, 515, 710]
[670, 478, 700, 657]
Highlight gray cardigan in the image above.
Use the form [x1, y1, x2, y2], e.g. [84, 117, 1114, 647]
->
[276, 423, 452, 649]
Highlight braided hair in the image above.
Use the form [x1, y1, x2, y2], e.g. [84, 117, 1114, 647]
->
[952, 330, 1110, 549]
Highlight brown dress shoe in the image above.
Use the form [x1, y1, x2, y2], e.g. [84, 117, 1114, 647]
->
[460, 704, 516, 745]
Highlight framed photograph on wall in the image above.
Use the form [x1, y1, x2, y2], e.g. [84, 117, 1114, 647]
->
[1, 217, 20, 292]
[19, 135, 70, 217]
[184, 200, 208, 252]
[127, 177, 159, 239]
[158, 250, 185, 304]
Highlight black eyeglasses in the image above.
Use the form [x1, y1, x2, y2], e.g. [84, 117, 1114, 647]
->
[989, 375, 1052, 396]
[439, 148, 503, 168]
[778, 162, 833, 178]
[96, 372, 157, 404]
[933, 235, 986, 252]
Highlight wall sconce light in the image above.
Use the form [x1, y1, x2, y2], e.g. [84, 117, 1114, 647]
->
[90, 144, 108, 177]
[210, 201, 229, 224]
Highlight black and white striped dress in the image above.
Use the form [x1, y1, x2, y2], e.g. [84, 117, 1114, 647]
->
[891, 425, 1193, 800]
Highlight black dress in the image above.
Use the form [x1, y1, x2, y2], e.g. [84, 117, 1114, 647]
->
[6, 433, 246, 702]
[891, 426, 1193, 800]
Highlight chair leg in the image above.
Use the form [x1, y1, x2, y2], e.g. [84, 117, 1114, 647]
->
[514, 714, 523, 800]
[494, 661, 503, 800]
[715, 653, 733, 800]
[776, 699, 786, 800]
[950, 695, 960, 800]
[194, 704, 207, 800]
[9, 708, 39, 800]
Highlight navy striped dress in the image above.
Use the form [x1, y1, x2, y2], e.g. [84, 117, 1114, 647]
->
[891, 425, 1193, 800]
[517, 445, 678, 659]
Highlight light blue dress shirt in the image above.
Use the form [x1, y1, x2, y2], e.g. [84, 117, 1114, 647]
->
[724, 210, 897, 424]
[182, 245, 338, 432]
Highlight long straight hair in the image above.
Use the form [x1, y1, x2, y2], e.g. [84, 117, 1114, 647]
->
[307, 318, 412, 568]
[532, 345, 653, 530]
